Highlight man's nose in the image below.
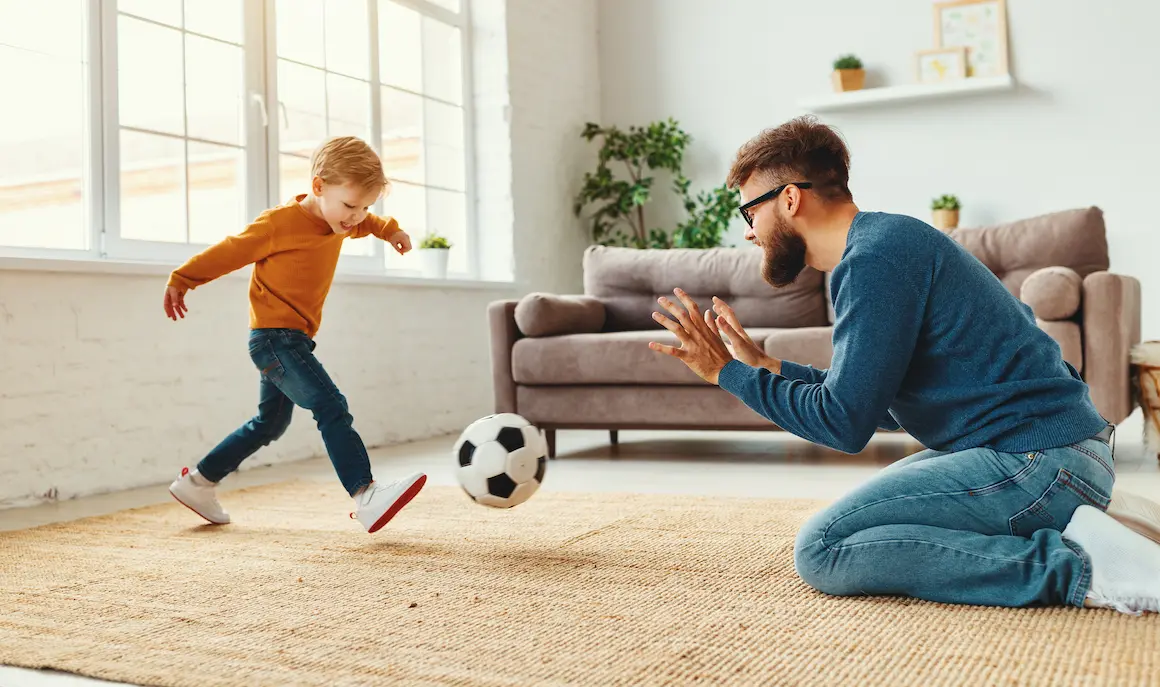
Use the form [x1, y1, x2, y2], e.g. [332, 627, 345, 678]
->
[744, 227, 756, 242]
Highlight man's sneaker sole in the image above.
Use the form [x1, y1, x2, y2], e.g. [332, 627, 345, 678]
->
[168, 487, 229, 525]
[368, 474, 427, 533]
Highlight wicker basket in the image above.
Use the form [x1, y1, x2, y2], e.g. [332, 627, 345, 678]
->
[1130, 341, 1160, 460]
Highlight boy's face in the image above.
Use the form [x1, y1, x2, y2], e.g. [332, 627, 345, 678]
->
[311, 178, 383, 235]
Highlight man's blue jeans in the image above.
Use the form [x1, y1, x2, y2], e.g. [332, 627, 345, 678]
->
[197, 328, 374, 496]
[794, 429, 1115, 607]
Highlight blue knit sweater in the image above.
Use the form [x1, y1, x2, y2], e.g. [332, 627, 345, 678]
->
[718, 211, 1107, 454]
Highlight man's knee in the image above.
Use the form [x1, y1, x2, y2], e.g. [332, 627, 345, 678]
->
[793, 512, 851, 596]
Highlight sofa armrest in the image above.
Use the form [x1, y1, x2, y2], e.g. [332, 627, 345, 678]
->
[1082, 272, 1142, 424]
[488, 300, 521, 414]
[513, 293, 606, 337]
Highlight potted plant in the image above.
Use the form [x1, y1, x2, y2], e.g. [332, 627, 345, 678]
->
[417, 232, 452, 279]
[931, 194, 961, 231]
[832, 54, 865, 92]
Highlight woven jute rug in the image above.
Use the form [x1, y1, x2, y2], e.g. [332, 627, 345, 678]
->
[1, 481, 1157, 686]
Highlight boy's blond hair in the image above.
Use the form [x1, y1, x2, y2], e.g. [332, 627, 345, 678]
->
[311, 136, 389, 191]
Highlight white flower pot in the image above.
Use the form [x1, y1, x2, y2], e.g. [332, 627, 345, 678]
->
[417, 248, 450, 279]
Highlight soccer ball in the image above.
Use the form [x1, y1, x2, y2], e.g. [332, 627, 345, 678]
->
[454, 413, 547, 508]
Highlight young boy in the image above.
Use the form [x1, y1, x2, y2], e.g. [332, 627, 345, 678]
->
[164, 136, 426, 533]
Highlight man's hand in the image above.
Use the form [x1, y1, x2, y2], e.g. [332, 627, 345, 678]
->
[163, 285, 188, 321]
[712, 296, 782, 374]
[388, 230, 412, 255]
[649, 288, 735, 385]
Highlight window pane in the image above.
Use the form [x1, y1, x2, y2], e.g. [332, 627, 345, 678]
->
[278, 60, 327, 157]
[341, 236, 374, 256]
[118, 16, 185, 136]
[279, 153, 312, 202]
[326, 73, 371, 139]
[0, 0, 85, 60]
[378, 1, 421, 93]
[188, 142, 244, 245]
[422, 18, 461, 105]
[118, 0, 183, 28]
[120, 130, 186, 243]
[383, 182, 425, 271]
[425, 100, 464, 191]
[185, 36, 244, 145]
[0, 45, 87, 249]
[428, 0, 460, 11]
[276, 0, 325, 67]
[325, 0, 369, 79]
[427, 188, 466, 274]
[185, 0, 244, 44]
[381, 87, 423, 184]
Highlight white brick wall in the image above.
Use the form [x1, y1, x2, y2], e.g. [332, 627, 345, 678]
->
[0, 0, 603, 508]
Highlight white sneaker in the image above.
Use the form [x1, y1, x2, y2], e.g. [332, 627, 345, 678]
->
[1107, 488, 1160, 546]
[1063, 505, 1160, 615]
[351, 472, 426, 533]
[168, 467, 230, 525]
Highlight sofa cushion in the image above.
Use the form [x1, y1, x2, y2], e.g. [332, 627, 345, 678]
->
[763, 327, 834, 371]
[514, 293, 605, 337]
[949, 207, 1109, 298]
[1020, 267, 1082, 321]
[1037, 319, 1083, 372]
[582, 245, 829, 331]
[512, 328, 786, 386]
[516, 385, 774, 428]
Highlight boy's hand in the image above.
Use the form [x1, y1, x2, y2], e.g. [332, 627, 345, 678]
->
[388, 230, 412, 255]
[164, 286, 188, 321]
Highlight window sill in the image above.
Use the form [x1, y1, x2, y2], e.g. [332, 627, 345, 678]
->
[0, 254, 521, 291]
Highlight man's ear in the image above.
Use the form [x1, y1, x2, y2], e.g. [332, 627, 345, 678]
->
[784, 184, 803, 216]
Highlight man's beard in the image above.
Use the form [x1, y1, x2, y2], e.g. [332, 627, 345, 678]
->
[760, 211, 808, 287]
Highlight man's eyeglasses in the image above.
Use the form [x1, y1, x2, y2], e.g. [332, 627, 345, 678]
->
[739, 182, 812, 228]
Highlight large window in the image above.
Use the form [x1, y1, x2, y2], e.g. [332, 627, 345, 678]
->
[0, 0, 475, 278]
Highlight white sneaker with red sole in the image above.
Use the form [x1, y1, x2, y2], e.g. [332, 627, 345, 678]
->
[352, 473, 426, 533]
[169, 467, 231, 525]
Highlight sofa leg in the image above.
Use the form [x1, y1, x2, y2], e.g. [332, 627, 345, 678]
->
[610, 430, 619, 447]
[544, 429, 557, 459]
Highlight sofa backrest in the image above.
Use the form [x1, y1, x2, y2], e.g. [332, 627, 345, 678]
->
[582, 245, 830, 331]
[950, 206, 1109, 299]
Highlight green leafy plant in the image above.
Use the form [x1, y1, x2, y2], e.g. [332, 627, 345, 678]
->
[573, 119, 740, 249]
[832, 54, 863, 70]
[931, 194, 961, 211]
[419, 233, 451, 250]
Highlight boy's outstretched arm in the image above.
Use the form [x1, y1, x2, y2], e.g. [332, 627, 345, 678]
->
[163, 216, 276, 320]
[361, 214, 412, 255]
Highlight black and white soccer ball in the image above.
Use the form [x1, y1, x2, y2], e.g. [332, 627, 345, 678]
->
[454, 413, 547, 508]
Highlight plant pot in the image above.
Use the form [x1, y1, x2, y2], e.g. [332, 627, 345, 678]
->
[417, 248, 449, 279]
[932, 209, 960, 231]
[831, 69, 865, 92]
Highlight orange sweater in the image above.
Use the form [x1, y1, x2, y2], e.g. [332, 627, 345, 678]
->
[168, 195, 402, 339]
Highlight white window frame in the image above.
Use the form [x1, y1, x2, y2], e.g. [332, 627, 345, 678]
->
[2, 0, 478, 281]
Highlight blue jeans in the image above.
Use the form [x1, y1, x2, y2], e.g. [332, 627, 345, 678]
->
[197, 328, 373, 496]
[794, 428, 1115, 608]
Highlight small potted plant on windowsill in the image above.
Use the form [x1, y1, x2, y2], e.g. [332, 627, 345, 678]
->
[931, 194, 961, 231]
[832, 54, 865, 92]
[417, 232, 452, 279]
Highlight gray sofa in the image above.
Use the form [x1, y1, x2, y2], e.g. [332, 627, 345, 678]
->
[489, 207, 1141, 457]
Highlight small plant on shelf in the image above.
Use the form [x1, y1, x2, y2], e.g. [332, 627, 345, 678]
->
[419, 233, 452, 250]
[417, 232, 451, 279]
[832, 54, 865, 92]
[931, 194, 961, 231]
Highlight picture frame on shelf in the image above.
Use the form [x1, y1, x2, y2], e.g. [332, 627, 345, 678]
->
[915, 46, 968, 83]
[934, 0, 1009, 78]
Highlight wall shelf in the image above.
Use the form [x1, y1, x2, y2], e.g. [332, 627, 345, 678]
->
[797, 74, 1015, 113]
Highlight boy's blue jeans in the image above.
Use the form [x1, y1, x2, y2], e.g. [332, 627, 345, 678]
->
[197, 328, 373, 496]
[795, 427, 1115, 607]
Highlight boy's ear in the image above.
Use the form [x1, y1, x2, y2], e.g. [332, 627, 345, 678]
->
[311, 176, 325, 196]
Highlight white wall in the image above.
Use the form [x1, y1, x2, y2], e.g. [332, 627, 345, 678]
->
[0, 0, 600, 508]
[598, 0, 1160, 337]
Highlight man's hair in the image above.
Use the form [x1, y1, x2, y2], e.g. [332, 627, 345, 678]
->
[726, 116, 852, 202]
[311, 136, 388, 191]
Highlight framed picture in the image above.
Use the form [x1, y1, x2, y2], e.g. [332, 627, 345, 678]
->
[916, 47, 968, 83]
[934, 0, 1009, 77]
